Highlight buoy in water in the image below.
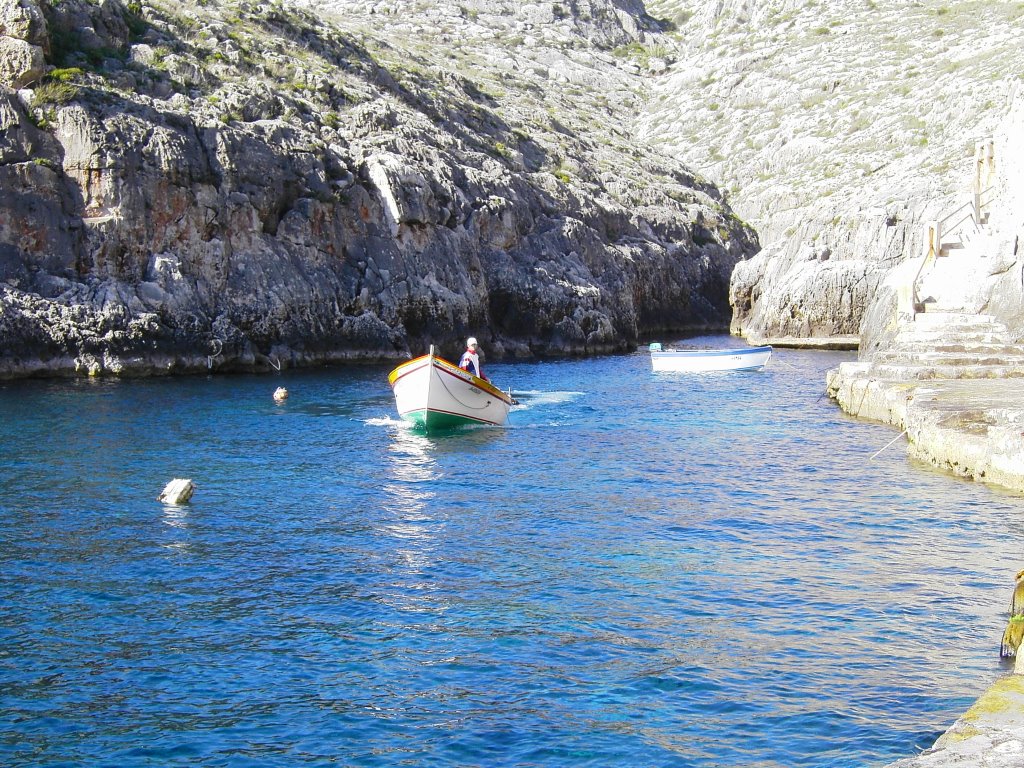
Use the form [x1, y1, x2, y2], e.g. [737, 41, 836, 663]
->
[158, 478, 195, 505]
[273, 387, 288, 402]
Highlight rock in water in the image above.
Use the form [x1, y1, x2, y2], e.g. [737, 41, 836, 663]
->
[158, 478, 195, 505]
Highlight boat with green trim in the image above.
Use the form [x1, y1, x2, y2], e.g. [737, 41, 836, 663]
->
[388, 347, 515, 431]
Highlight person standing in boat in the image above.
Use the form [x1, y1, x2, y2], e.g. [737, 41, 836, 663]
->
[458, 337, 488, 381]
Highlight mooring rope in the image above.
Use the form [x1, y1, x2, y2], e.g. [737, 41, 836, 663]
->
[869, 411, 958, 461]
[869, 429, 910, 461]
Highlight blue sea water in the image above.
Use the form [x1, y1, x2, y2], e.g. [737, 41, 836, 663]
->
[2, 336, 1023, 767]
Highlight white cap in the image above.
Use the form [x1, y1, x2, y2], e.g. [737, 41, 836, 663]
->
[467, 337, 478, 347]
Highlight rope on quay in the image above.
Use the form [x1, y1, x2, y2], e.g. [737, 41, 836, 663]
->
[869, 428, 910, 461]
[868, 411, 959, 461]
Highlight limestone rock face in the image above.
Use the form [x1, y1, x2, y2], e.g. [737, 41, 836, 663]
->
[0, 92, 82, 281]
[0, 31, 43, 88]
[642, 0, 1021, 344]
[728, 209, 918, 343]
[0, 0, 48, 48]
[43, 0, 132, 59]
[0, 0, 757, 377]
[365, 152, 446, 236]
[981, 95, 1024, 340]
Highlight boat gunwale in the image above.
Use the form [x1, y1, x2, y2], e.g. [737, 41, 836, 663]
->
[650, 345, 773, 359]
[388, 353, 514, 405]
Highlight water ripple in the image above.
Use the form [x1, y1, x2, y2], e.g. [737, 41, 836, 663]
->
[1, 345, 1023, 766]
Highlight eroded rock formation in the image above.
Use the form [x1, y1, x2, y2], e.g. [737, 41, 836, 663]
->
[0, 0, 757, 377]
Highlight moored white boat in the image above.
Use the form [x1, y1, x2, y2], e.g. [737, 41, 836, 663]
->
[388, 348, 515, 431]
[649, 342, 772, 372]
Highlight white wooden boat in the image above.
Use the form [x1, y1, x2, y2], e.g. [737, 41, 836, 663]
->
[388, 347, 515, 431]
[649, 342, 772, 372]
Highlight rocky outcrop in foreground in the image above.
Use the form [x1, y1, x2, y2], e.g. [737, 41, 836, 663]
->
[0, 0, 757, 377]
[882, 665, 1024, 768]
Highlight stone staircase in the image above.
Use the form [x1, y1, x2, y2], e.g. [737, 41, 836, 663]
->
[915, 233, 996, 315]
[876, 134, 1024, 379]
[825, 110, 1024, 502]
[870, 311, 1024, 379]
[909, 138, 999, 315]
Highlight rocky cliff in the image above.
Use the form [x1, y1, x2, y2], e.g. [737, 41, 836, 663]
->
[0, 0, 757, 377]
[641, 0, 1023, 345]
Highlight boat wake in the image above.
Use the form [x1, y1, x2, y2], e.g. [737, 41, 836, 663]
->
[510, 390, 585, 410]
[365, 416, 505, 433]
[364, 416, 409, 428]
[367, 391, 584, 430]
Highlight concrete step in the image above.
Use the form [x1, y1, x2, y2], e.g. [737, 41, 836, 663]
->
[938, 242, 969, 256]
[910, 311, 1003, 330]
[877, 342, 1024, 357]
[894, 330, 1008, 346]
[898, 314, 1011, 347]
[872, 351, 1024, 368]
[871, 362, 1024, 380]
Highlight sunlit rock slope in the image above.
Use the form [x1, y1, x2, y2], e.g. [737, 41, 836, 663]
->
[641, 0, 1023, 344]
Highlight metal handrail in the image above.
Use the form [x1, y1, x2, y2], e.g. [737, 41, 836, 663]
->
[908, 138, 997, 319]
[938, 200, 972, 228]
[942, 211, 976, 240]
[911, 229, 938, 315]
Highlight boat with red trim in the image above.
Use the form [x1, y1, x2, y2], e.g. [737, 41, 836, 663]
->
[388, 346, 516, 431]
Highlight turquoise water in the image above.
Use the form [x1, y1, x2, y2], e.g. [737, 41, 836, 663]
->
[2, 337, 1023, 767]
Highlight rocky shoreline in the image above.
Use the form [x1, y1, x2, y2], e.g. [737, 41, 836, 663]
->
[882, 667, 1024, 767]
[5, 0, 1024, 764]
[0, 0, 760, 379]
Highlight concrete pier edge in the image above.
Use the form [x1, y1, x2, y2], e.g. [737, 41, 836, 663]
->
[827, 364, 1024, 766]
[826, 365, 1024, 494]
[883, 673, 1024, 767]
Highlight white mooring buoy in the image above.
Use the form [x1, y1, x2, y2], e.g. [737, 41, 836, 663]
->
[158, 478, 195, 505]
[273, 387, 289, 402]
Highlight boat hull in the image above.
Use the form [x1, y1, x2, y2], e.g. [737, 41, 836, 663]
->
[388, 354, 514, 431]
[650, 345, 772, 372]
